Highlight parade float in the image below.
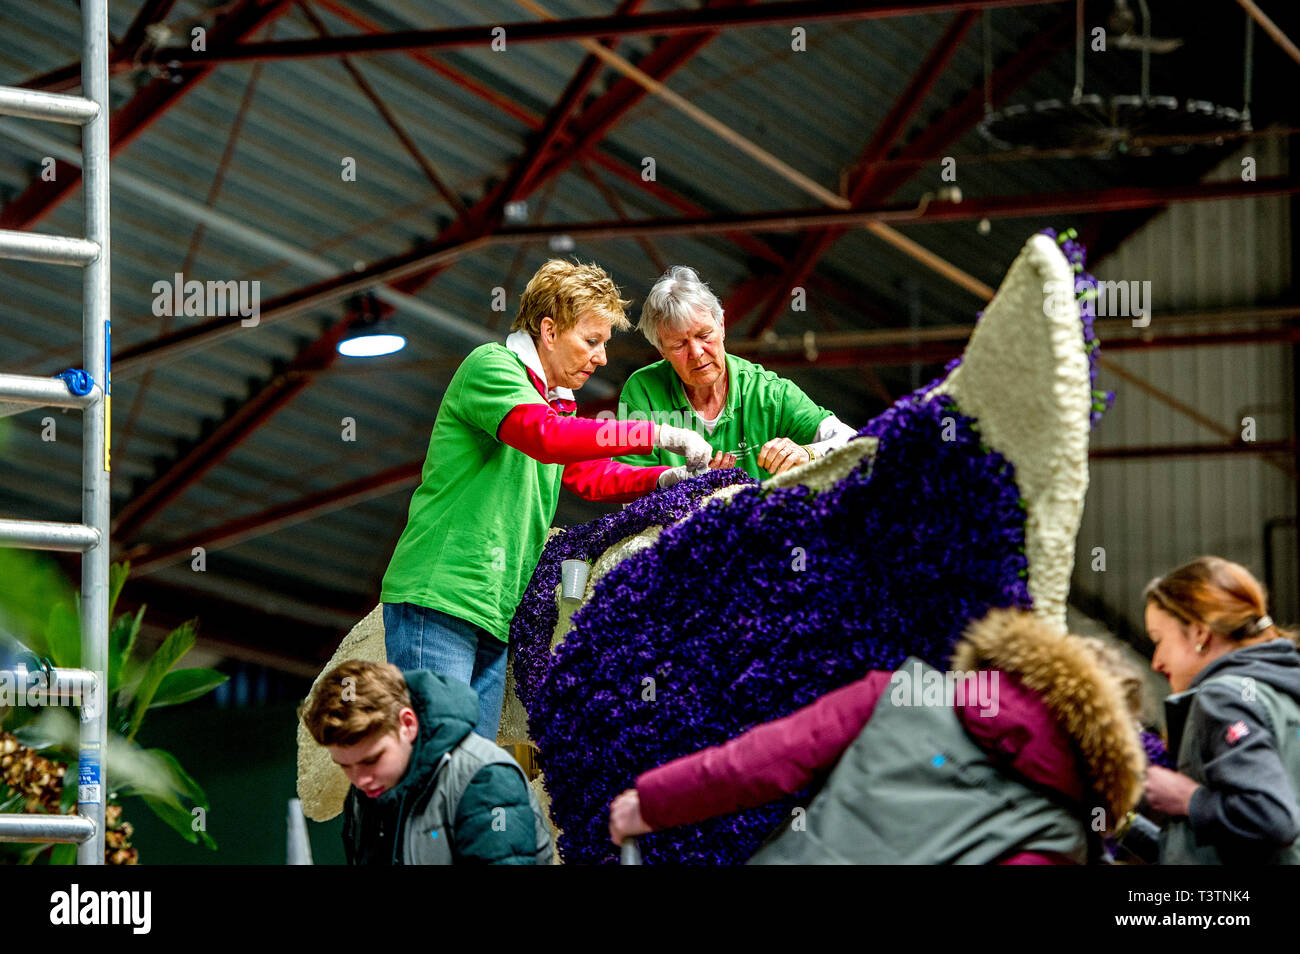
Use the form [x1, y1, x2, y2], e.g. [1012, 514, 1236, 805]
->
[299, 229, 1114, 865]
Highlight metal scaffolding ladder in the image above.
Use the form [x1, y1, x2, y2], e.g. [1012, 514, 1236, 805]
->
[0, 0, 110, 864]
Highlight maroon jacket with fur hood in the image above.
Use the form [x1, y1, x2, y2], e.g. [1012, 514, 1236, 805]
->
[635, 612, 1145, 864]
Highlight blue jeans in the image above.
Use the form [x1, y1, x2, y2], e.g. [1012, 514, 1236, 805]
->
[382, 602, 508, 741]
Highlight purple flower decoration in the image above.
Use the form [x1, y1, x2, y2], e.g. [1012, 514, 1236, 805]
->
[513, 387, 1030, 864]
[509, 229, 1104, 864]
[1141, 729, 1172, 769]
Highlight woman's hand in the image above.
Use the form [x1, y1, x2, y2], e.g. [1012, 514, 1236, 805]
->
[654, 424, 713, 470]
[708, 450, 738, 469]
[1145, 765, 1201, 817]
[757, 437, 811, 475]
[609, 788, 651, 846]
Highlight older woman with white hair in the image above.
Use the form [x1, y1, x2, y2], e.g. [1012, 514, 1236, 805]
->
[616, 266, 858, 482]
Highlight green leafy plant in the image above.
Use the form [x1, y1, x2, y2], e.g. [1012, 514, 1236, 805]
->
[0, 551, 228, 862]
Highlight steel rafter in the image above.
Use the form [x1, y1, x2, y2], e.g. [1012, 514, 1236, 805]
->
[112, 0, 717, 540]
[312, 0, 790, 269]
[734, 8, 1075, 337]
[111, 0, 749, 375]
[733, 8, 977, 332]
[18, 0, 181, 92]
[505, 0, 648, 200]
[296, 0, 467, 216]
[743, 323, 1300, 369]
[1, 0, 290, 230]
[140, 0, 1068, 67]
[119, 463, 422, 574]
[108, 174, 1300, 374]
[112, 317, 361, 540]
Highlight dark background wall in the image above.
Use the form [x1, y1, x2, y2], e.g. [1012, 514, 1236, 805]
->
[128, 700, 345, 865]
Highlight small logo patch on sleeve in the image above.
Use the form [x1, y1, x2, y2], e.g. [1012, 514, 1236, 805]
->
[1225, 721, 1250, 745]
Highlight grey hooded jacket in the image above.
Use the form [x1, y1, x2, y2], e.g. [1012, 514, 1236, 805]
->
[1162, 639, 1300, 865]
[343, 670, 553, 865]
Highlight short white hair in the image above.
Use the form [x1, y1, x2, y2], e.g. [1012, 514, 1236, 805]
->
[638, 266, 724, 351]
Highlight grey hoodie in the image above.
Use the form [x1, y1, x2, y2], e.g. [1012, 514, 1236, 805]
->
[1164, 639, 1300, 864]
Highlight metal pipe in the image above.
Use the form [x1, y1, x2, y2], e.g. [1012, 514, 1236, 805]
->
[1235, 0, 1300, 68]
[0, 666, 99, 704]
[1072, 0, 1083, 99]
[1262, 517, 1296, 617]
[0, 86, 98, 124]
[0, 229, 99, 266]
[0, 813, 95, 845]
[1091, 440, 1295, 460]
[0, 518, 100, 552]
[0, 374, 100, 416]
[1136, 0, 1151, 100]
[286, 799, 313, 864]
[78, 0, 111, 867]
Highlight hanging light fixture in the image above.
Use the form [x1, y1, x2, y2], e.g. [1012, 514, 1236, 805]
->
[337, 292, 406, 357]
[977, 0, 1248, 156]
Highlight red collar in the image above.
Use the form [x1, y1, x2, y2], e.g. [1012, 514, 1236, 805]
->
[523, 365, 576, 415]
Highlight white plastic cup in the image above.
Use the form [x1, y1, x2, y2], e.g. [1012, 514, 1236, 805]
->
[560, 559, 590, 601]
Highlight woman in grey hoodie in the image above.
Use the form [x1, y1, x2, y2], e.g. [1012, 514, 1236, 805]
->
[1144, 556, 1300, 864]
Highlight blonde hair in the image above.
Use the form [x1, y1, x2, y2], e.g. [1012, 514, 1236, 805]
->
[512, 259, 631, 337]
[298, 659, 412, 747]
[1145, 555, 1297, 644]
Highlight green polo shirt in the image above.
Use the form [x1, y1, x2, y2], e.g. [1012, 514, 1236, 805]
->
[380, 343, 560, 642]
[615, 353, 831, 480]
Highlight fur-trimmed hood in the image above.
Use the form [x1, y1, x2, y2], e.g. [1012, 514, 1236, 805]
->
[950, 609, 1146, 823]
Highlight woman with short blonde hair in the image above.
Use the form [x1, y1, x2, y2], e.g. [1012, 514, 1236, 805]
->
[380, 260, 712, 740]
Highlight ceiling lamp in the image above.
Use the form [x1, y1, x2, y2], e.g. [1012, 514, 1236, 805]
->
[337, 293, 406, 357]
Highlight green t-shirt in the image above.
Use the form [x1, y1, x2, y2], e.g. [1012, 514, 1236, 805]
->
[380, 343, 560, 642]
[615, 353, 831, 480]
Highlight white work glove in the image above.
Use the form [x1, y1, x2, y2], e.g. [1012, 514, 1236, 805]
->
[654, 424, 713, 471]
[812, 415, 858, 453]
[656, 466, 692, 489]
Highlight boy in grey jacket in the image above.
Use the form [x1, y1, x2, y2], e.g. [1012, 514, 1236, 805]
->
[299, 659, 552, 865]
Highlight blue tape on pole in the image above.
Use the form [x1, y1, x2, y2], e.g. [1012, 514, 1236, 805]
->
[56, 368, 94, 396]
[78, 742, 102, 806]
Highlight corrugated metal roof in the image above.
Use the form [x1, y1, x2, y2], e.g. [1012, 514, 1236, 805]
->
[1079, 137, 1296, 640]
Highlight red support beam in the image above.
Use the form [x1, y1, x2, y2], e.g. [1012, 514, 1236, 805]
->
[743, 322, 1300, 369]
[0, 0, 290, 229]
[738, 8, 1075, 337]
[313, 0, 789, 269]
[118, 0, 182, 57]
[112, 316, 359, 540]
[323, 0, 793, 273]
[731, 8, 978, 330]
[22, 0, 183, 91]
[506, 0, 648, 199]
[1091, 441, 1296, 460]
[19, 61, 86, 94]
[311, 0, 540, 127]
[530, 0, 759, 187]
[119, 462, 422, 573]
[107, 174, 1300, 373]
[140, 0, 1067, 67]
